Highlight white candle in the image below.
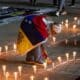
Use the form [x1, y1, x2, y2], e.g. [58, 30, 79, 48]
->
[52, 37, 56, 44]
[65, 19, 69, 24]
[30, 75, 35, 80]
[65, 53, 69, 62]
[14, 72, 18, 80]
[13, 43, 17, 52]
[43, 62, 47, 70]
[73, 25, 77, 30]
[65, 23, 68, 29]
[5, 72, 9, 80]
[74, 17, 78, 21]
[65, 39, 68, 45]
[57, 56, 62, 63]
[52, 62, 55, 69]
[5, 45, 8, 53]
[0, 47, 2, 55]
[44, 77, 49, 80]
[32, 65, 37, 74]
[61, 21, 64, 25]
[18, 66, 22, 76]
[2, 65, 6, 76]
[73, 51, 77, 60]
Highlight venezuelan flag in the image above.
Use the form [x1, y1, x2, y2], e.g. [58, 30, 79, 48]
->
[17, 15, 48, 55]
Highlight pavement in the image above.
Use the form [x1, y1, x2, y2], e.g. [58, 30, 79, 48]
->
[0, 2, 80, 80]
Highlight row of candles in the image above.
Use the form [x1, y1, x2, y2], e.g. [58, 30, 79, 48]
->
[61, 17, 80, 32]
[0, 37, 78, 56]
[0, 43, 17, 56]
[0, 51, 77, 80]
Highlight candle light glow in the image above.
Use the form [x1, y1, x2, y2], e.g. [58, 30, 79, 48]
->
[14, 72, 18, 80]
[65, 53, 69, 62]
[18, 65, 22, 76]
[32, 65, 37, 74]
[5, 45, 8, 53]
[30, 75, 35, 80]
[57, 56, 62, 63]
[2, 65, 6, 76]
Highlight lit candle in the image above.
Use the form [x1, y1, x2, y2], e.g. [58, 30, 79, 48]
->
[65, 53, 69, 62]
[65, 19, 69, 24]
[65, 23, 68, 29]
[0, 47, 2, 55]
[61, 21, 64, 25]
[65, 39, 68, 45]
[5, 45, 8, 53]
[43, 62, 47, 70]
[52, 37, 56, 44]
[73, 25, 77, 30]
[5, 72, 9, 80]
[30, 75, 35, 80]
[18, 66, 22, 76]
[13, 43, 17, 52]
[44, 77, 49, 80]
[73, 51, 77, 60]
[32, 65, 37, 74]
[74, 17, 78, 21]
[14, 72, 18, 80]
[72, 25, 77, 34]
[2, 65, 6, 76]
[52, 62, 55, 69]
[57, 56, 62, 63]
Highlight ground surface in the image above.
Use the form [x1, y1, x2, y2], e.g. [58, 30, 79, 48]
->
[0, 3, 80, 80]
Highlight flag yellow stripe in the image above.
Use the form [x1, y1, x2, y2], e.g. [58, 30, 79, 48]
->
[17, 28, 33, 55]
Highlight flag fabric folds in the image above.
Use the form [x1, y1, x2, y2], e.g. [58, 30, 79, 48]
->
[17, 15, 48, 55]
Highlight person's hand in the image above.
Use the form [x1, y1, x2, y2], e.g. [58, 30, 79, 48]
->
[53, 24, 62, 34]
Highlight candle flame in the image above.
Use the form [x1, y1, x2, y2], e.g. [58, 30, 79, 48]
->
[18, 65, 22, 76]
[13, 43, 17, 52]
[43, 62, 47, 70]
[52, 62, 55, 69]
[44, 77, 49, 80]
[30, 75, 35, 80]
[52, 37, 56, 43]
[74, 17, 78, 21]
[65, 19, 68, 24]
[73, 25, 77, 29]
[32, 65, 37, 74]
[65, 23, 68, 29]
[5, 45, 8, 53]
[2, 65, 6, 75]
[57, 56, 62, 63]
[14, 72, 18, 80]
[65, 53, 69, 61]
[0, 47, 2, 55]
[5, 72, 9, 80]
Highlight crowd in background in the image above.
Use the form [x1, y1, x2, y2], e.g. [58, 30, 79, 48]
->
[29, 0, 76, 16]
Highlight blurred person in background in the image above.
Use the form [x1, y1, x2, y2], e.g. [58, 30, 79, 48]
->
[56, 0, 67, 16]
[30, 0, 36, 6]
[53, 0, 58, 6]
[69, 0, 76, 7]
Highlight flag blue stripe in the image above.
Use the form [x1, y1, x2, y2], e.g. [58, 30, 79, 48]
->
[20, 18, 45, 45]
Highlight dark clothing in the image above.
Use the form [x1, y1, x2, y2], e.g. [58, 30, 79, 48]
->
[75, 76, 80, 80]
[53, 0, 57, 5]
[71, 0, 75, 5]
[30, 0, 36, 6]
[57, 0, 66, 12]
